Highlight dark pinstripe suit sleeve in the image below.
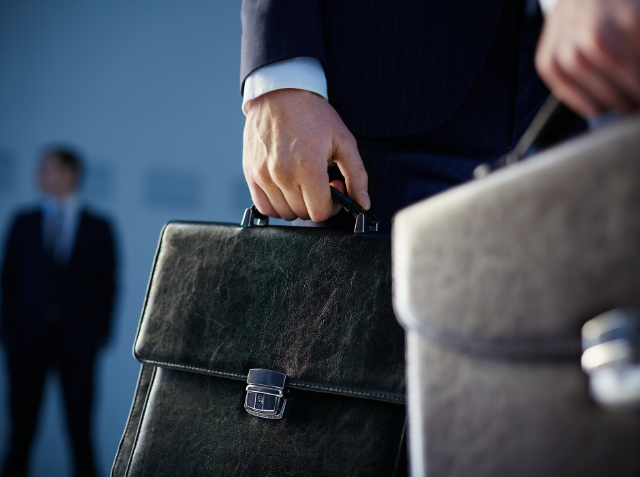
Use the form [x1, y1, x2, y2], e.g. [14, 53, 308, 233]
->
[240, 0, 325, 95]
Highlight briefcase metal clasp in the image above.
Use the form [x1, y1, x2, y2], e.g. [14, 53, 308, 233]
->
[244, 369, 287, 419]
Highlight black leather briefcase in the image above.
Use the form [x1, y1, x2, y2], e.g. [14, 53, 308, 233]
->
[111, 216, 406, 476]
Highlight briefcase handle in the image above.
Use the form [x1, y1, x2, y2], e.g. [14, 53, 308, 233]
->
[241, 186, 379, 234]
[329, 186, 379, 233]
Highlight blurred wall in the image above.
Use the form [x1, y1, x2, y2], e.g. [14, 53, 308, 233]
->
[0, 1, 263, 475]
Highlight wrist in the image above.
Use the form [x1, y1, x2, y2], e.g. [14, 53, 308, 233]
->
[246, 88, 327, 116]
[242, 57, 328, 115]
[539, 0, 561, 16]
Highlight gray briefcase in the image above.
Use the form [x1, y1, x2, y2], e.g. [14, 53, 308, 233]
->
[392, 111, 640, 476]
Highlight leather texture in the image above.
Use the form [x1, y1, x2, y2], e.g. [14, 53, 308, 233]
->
[393, 113, 640, 476]
[135, 224, 404, 403]
[123, 367, 405, 476]
[111, 364, 155, 477]
[113, 224, 406, 476]
[406, 332, 640, 477]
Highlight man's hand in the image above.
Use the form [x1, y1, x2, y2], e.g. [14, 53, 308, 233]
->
[536, 0, 640, 117]
[243, 88, 369, 222]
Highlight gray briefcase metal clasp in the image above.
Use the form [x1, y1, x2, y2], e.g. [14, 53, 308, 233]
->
[244, 369, 287, 419]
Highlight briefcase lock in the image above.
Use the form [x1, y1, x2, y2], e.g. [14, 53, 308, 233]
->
[244, 369, 287, 419]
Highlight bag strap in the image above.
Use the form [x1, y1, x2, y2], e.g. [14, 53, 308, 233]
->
[474, 95, 583, 178]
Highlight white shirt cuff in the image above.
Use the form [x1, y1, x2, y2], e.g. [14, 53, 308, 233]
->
[242, 56, 328, 115]
[538, 0, 559, 15]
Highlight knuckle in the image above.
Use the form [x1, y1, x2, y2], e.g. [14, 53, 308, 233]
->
[534, 51, 552, 79]
[242, 160, 256, 178]
[297, 157, 319, 176]
[623, 5, 640, 30]
[586, 36, 603, 57]
[561, 47, 584, 73]
[633, 10, 640, 30]
[253, 199, 274, 217]
[562, 91, 599, 117]
[289, 201, 311, 221]
[255, 166, 272, 183]
[534, 49, 544, 69]
[309, 206, 331, 223]
[338, 131, 358, 150]
[271, 166, 293, 186]
[350, 165, 368, 183]
[587, 27, 615, 60]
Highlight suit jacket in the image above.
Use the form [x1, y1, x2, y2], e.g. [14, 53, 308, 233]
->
[241, 0, 513, 137]
[1, 207, 117, 349]
[240, 0, 586, 229]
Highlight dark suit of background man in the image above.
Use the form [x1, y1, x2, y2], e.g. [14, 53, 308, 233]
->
[1, 148, 117, 477]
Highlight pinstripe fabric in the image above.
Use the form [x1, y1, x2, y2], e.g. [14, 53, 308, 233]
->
[323, 0, 505, 136]
[241, 0, 504, 135]
[241, 0, 587, 230]
[240, 0, 325, 93]
[360, 1, 567, 231]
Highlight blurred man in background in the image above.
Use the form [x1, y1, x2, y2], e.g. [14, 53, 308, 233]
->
[1, 147, 117, 477]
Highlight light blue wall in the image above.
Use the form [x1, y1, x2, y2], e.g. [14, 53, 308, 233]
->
[0, 1, 272, 475]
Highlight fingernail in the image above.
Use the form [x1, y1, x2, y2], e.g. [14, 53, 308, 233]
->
[360, 190, 370, 210]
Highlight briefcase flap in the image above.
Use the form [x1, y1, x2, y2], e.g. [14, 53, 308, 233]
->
[134, 222, 404, 404]
[393, 113, 640, 359]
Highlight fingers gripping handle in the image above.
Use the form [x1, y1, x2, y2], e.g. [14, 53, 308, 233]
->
[241, 187, 379, 233]
[473, 95, 582, 178]
[329, 186, 379, 233]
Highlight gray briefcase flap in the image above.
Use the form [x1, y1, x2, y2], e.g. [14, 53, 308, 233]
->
[393, 113, 640, 359]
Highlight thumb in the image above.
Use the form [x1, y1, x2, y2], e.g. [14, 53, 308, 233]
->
[332, 134, 370, 210]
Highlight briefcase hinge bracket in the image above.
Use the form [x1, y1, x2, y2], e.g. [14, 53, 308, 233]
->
[241, 206, 269, 227]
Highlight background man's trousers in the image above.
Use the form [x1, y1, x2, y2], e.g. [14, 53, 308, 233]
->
[2, 324, 98, 477]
